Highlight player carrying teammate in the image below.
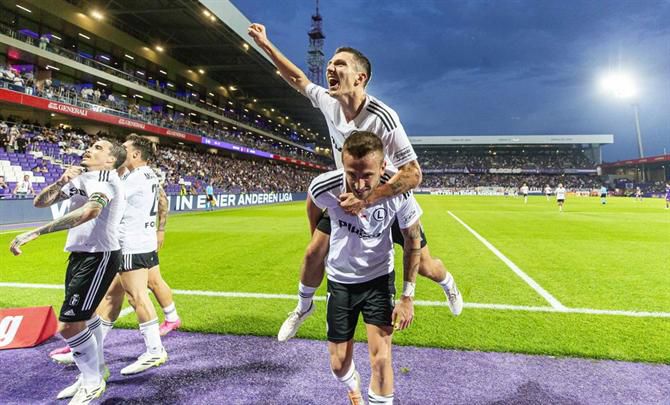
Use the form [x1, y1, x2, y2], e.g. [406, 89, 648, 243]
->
[248, 23, 462, 342]
[312, 131, 422, 404]
[10, 139, 126, 405]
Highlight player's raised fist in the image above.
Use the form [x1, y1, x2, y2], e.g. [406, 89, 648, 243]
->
[248, 23, 268, 45]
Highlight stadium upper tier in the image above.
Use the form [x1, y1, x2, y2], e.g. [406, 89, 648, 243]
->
[0, 120, 319, 197]
[0, 1, 332, 161]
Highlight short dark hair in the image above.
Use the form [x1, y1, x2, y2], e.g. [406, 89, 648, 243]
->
[101, 138, 127, 169]
[335, 46, 372, 87]
[126, 133, 157, 162]
[342, 131, 383, 159]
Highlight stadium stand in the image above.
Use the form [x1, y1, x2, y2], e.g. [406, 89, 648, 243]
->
[0, 119, 318, 198]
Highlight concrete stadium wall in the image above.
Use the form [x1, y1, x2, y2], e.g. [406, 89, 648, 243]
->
[0, 192, 308, 225]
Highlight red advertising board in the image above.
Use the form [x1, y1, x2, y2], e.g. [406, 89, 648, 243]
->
[0, 306, 58, 350]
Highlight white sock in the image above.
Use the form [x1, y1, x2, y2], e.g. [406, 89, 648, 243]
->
[438, 272, 454, 291]
[163, 303, 179, 322]
[139, 318, 163, 354]
[100, 318, 114, 342]
[297, 282, 317, 314]
[66, 327, 100, 386]
[85, 316, 105, 374]
[368, 387, 394, 404]
[332, 361, 359, 392]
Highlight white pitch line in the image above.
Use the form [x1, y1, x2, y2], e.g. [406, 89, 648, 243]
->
[447, 211, 566, 310]
[3, 282, 669, 318]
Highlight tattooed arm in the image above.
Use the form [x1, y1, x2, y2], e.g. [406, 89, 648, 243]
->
[339, 160, 422, 215]
[33, 166, 83, 208]
[156, 186, 168, 250]
[10, 195, 106, 256]
[33, 181, 70, 208]
[391, 220, 423, 331]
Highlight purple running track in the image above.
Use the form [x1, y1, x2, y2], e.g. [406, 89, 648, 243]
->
[0, 329, 668, 404]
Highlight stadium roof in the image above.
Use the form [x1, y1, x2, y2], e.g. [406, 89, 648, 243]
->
[56, 0, 330, 146]
[410, 134, 614, 146]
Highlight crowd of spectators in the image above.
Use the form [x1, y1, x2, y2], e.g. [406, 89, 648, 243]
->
[0, 118, 318, 195]
[420, 173, 601, 190]
[417, 148, 595, 170]
[0, 63, 330, 167]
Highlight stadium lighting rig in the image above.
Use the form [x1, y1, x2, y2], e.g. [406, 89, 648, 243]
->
[90, 10, 104, 20]
[598, 70, 645, 159]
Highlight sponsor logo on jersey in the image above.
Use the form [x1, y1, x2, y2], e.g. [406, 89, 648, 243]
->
[337, 219, 382, 239]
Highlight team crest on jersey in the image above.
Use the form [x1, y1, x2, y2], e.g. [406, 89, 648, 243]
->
[372, 208, 387, 221]
[69, 294, 80, 306]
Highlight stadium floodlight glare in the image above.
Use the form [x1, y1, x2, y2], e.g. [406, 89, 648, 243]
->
[16, 4, 31, 13]
[96, 81, 107, 87]
[90, 10, 103, 20]
[599, 70, 645, 159]
[198, 68, 205, 74]
[51, 34, 62, 40]
[229, 85, 237, 91]
[208, 92, 214, 97]
[210, 16, 216, 22]
[203, 10, 211, 17]
[599, 71, 637, 99]
[167, 82, 174, 88]
[166, 104, 173, 109]
[45, 65, 59, 71]
[155, 45, 164, 52]
[159, 69, 167, 75]
[242, 43, 249, 51]
[78, 33, 91, 40]
[186, 82, 193, 87]
[253, 98, 257, 102]
[124, 53, 134, 60]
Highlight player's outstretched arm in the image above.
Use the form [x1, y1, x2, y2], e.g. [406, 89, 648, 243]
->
[248, 23, 311, 95]
[392, 220, 422, 331]
[156, 185, 168, 250]
[33, 166, 83, 207]
[9, 196, 106, 256]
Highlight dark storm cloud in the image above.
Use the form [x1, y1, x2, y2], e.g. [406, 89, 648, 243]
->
[233, 0, 670, 160]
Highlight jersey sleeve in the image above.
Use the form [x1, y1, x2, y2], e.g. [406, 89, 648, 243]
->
[396, 193, 423, 229]
[86, 171, 116, 205]
[305, 83, 334, 112]
[380, 121, 418, 169]
[308, 170, 343, 210]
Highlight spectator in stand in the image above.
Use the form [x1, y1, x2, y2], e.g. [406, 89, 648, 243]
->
[0, 175, 9, 197]
[13, 174, 35, 197]
[39, 34, 50, 50]
[16, 131, 29, 153]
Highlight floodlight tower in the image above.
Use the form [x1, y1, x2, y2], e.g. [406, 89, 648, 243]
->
[307, 0, 325, 87]
[599, 71, 644, 158]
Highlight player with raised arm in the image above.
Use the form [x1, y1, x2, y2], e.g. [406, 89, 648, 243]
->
[248, 23, 462, 342]
[311, 131, 421, 404]
[9, 139, 126, 405]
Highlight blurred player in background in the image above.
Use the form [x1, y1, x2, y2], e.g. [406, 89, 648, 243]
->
[520, 183, 529, 204]
[556, 183, 566, 212]
[600, 185, 608, 205]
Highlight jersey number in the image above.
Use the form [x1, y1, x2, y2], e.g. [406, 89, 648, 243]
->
[149, 184, 159, 217]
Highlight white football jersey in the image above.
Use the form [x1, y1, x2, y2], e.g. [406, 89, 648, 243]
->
[60, 170, 125, 252]
[305, 83, 418, 171]
[520, 186, 529, 194]
[556, 187, 566, 200]
[119, 165, 160, 254]
[309, 168, 423, 284]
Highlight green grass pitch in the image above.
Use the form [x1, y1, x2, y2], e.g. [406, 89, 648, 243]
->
[1, 195, 669, 363]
